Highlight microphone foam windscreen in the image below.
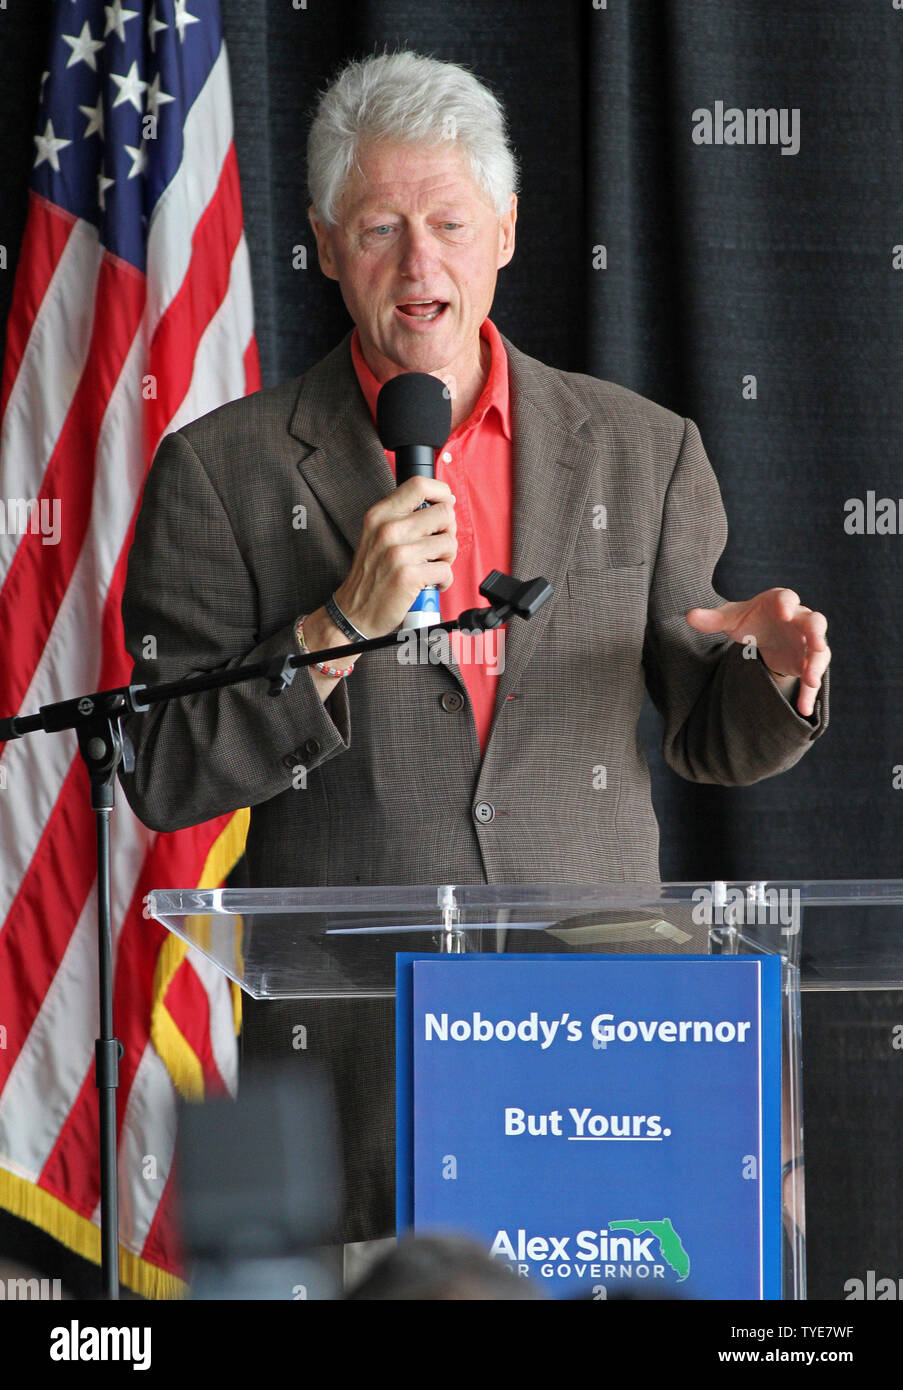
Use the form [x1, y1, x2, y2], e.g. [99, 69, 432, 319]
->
[376, 372, 452, 451]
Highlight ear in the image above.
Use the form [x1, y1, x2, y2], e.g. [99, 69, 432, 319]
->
[308, 206, 340, 282]
[497, 192, 517, 270]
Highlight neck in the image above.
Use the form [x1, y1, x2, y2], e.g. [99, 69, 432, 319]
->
[360, 333, 491, 435]
[445, 335, 491, 432]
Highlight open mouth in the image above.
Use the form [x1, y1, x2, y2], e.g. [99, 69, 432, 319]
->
[395, 299, 448, 322]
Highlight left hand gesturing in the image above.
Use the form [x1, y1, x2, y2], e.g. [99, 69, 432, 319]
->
[685, 588, 830, 719]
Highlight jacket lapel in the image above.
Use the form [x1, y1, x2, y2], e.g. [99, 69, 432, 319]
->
[487, 335, 597, 732]
[289, 332, 396, 556]
[287, 330, 605, 741]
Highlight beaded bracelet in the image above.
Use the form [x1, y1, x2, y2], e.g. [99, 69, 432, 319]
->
[294, 614, 356, 679]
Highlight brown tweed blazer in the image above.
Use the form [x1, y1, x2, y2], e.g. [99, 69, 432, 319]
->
[121, 328, 827, 888]
[120, 330, 828, 1240]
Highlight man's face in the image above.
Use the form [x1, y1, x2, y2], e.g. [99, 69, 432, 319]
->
[310, 140, 516, 384]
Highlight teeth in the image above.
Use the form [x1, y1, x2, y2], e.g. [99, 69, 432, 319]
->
[399, 300, 444, 321]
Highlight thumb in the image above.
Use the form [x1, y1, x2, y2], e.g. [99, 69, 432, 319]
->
[685, 601, 744, 635]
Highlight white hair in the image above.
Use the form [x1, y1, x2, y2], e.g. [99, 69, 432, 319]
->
[307, 50, 519, 226]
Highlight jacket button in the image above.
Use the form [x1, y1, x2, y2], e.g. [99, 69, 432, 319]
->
[282, 755, 296, 770]
[440, 690, 465, 712]
[301, 737, 321, 758]
[474, 801, 495, 824]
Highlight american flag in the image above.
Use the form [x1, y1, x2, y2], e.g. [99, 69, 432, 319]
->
[0, 0, 257, 1296]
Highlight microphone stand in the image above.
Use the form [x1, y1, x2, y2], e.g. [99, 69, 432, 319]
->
[0, 570, 551, 1300]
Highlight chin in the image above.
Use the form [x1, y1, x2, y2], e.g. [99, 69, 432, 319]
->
[389, 315, 458, 349]
[389, 342, 451, 373]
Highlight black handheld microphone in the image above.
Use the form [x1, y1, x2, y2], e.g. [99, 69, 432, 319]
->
[376, 372, 452, 629]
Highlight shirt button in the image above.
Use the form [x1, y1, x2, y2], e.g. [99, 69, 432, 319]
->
[474, 801, 495, 824]
[440, 690, 465, 712]
[441, 451, 453, 463]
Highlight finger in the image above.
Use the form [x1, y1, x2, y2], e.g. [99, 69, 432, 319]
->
[795, 608, 828, 648]
[382, 476, 454, 518]
[797, 685, 816, 718]
[400, 474, 454, 504]
[775, 588, 801, 622]
[406, 531, 457, 568]
[795, 647, 831, 717]
[796, 673, 822, 717]
[801, 644, 831, 690]
[401, 499, 457, 543]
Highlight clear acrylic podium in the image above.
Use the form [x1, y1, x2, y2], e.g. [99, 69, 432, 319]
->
[148, 880, 903, 1301]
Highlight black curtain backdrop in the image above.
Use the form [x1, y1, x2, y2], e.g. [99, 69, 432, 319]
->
[1, 0, 901, 1300]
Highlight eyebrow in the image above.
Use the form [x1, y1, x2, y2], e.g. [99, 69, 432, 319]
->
[350, 201, 476, 221]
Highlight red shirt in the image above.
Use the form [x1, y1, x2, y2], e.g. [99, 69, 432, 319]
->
[350, 318, 513, 755]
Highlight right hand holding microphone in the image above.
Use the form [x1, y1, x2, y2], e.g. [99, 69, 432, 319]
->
[332, 475, 457, 638]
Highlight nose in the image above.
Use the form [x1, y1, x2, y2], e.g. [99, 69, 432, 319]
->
[397, 221, 440, 281]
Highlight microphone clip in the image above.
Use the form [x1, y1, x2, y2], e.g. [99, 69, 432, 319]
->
[457, 571, 553, 632]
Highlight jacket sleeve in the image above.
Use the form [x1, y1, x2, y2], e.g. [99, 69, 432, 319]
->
[118, 429, 350, 831]
[641, 417, 829, 786]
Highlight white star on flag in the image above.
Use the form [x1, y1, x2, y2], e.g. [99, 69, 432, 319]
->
[79, 97, 105, 140]
[146, 73, 176, 120]
[104, 2, 139, 43]
[174, 0, 201, 43]
[62, 21, 105, 72]
[97, 170, 115, 210]
[111, 61, 148, 112]
[33, 118, 71, 172]
[124, 142, 148, 179]
[148, 3, 168, 53]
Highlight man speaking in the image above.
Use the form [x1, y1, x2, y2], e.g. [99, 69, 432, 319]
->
[120, 51, 830, 1242]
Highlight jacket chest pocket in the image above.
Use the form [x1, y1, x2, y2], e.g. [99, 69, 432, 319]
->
[564, 561, 649, 650]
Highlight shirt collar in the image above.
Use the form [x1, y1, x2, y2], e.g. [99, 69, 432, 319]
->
[350, 317, 512, 444]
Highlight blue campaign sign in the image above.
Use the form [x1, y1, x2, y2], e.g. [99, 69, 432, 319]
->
[396, 953, 783, 1300]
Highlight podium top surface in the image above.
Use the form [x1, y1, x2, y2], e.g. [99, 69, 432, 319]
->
[147, 881, 903, 999]
[149, 879, 903, 906]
